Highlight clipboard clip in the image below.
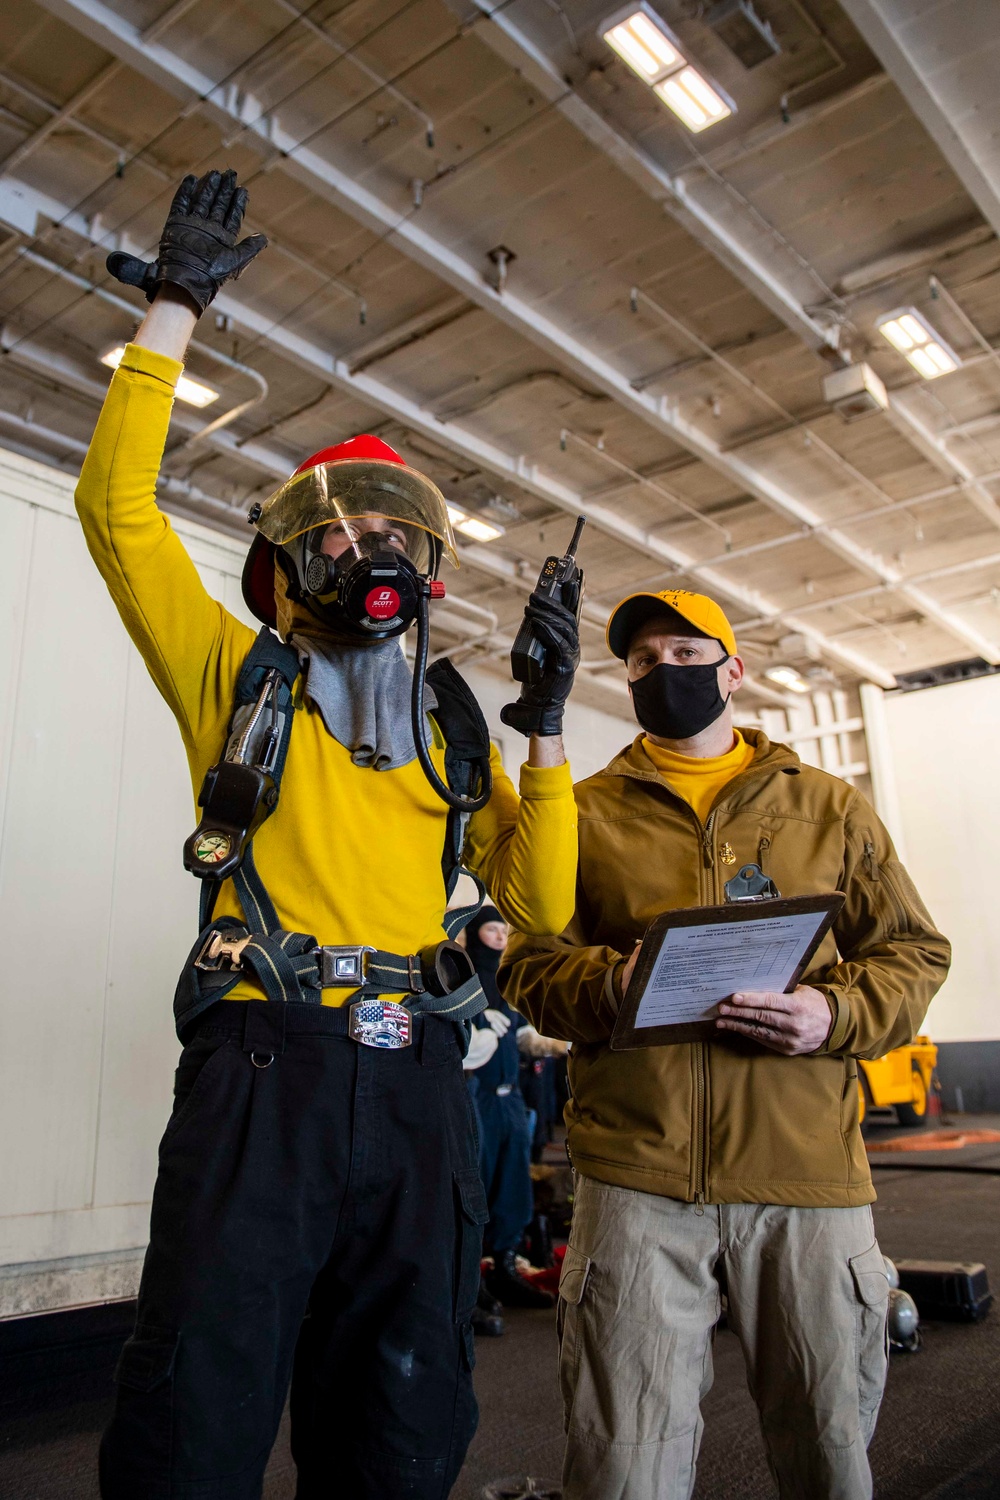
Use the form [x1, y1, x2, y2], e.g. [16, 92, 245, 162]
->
[724, 862, 781, 902]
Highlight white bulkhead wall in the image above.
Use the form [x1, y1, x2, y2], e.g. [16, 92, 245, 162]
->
[864, 674, 1000, 1046]
[0, 446, 257, 1300]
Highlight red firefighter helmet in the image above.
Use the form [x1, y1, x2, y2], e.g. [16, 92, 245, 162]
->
[241, 435, 458, 626]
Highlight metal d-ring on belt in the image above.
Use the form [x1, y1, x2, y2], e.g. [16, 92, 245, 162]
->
[193, 928, 486, 1051]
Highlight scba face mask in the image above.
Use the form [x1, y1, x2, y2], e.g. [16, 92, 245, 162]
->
[629, 656, 732, 740]
[281, 523, 436, 641]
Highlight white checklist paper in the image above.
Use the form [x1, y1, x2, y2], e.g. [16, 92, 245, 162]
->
[632, 910, 829, 1030]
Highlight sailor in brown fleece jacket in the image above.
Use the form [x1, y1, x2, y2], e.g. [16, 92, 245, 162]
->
[501, 587, 950, 1500]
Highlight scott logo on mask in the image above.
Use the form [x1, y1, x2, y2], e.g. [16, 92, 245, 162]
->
[365, 586, 402, 620]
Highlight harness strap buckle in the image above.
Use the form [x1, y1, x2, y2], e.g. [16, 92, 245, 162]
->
[316, 945, 377, 987]
[194, 930, 252, 971]
[406, 954, 426, 994]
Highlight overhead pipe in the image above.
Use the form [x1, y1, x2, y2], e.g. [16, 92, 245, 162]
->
[737, 548, 1000, 634]
[639, 469, 1000, 578]
[438, 371, 612, 423]
[631, 286, 980, 522]
[631, 287, 1000, 661]
[561, 427, 732, 547]
[269, 0, 436, 149]
[0, 404, 250, 531]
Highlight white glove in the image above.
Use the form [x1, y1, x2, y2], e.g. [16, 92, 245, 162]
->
[482, 1007, 512, 1037]
[516, 1024, 569, 1059]
[462, 1027, 500, 1071]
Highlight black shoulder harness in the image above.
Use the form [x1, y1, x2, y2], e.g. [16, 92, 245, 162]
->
[174, 632, 492, 1039]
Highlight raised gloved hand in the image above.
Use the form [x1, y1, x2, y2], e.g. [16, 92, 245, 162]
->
[482, 1007, 512, 1037]
[500, 590, 580, 737]
[106, 169, 268, 314]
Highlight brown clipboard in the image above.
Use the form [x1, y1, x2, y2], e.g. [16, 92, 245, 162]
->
[609, 892, 845, 1051]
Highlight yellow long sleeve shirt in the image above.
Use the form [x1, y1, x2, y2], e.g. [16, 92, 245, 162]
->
[641, 730, 756, 826]
[75, 343, 578, 1005]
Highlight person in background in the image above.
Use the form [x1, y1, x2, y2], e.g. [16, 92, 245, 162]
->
[466, 907, 559, 1310]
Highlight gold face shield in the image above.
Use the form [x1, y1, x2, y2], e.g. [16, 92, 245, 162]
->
[252, 459, 459, 576]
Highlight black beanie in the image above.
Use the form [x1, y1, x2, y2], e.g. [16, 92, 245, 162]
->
[466, 904, 505, 975]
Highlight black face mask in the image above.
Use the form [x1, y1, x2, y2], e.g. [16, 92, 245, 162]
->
[629, 657, 731, 740]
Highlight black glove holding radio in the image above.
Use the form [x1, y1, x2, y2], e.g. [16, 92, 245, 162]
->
[500, 590, 581, 738]
[106, 169, 268, 313]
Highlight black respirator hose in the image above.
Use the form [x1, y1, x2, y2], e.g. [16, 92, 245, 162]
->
[411, 586, 493, 813]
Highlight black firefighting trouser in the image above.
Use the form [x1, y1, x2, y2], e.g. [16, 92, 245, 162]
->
[99, 999, 488, 1500]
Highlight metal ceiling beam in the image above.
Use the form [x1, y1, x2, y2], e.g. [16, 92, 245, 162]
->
[885, 392, 1000, 531]
[26, 1, 849, 488]
[739, 545, 1000, 631]
[449, 0, 839, 354]
[23, 0, 1000, 668]
[838, 0, 1000, 241]
[31, 0, 1000, 669]
[0, 178, 895, 687]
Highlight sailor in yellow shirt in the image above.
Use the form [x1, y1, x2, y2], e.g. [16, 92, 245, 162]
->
[83, 171, 578, 1500]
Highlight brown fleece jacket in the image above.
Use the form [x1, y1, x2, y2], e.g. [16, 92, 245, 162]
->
[500, 731, 951, 1208]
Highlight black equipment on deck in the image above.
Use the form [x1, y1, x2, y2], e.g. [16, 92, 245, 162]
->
[895, 1260, 993, 1323]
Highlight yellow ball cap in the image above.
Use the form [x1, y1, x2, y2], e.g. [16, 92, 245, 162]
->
[606, 588, 737, 660]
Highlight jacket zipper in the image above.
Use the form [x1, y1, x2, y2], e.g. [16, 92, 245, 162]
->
[758, 833, 771, 870]
[865, 838, 907, 931]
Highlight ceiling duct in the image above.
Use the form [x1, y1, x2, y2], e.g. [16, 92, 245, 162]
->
[705, 0, 781, 69]
[893, 658, 1000, 695]
[822, 363, 889, 422]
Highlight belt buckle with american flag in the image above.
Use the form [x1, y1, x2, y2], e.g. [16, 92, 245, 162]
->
[349, 999, 412, 1050]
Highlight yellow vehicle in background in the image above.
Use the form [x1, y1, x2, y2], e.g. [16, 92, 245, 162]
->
[858, 1036, 937, 1134]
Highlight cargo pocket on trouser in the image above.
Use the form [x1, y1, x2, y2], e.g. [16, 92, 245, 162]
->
[850, 1242, 890, 1445]
[556, 1244, 591, 1432]
[453, 1168, 489, 1323]
[100, 1323, 179, 1497]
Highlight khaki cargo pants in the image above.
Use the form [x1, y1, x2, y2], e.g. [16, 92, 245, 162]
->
[558, 1177, 889, 1500]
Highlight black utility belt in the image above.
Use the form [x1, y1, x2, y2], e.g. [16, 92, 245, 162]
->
[193, 931, 479, 1051]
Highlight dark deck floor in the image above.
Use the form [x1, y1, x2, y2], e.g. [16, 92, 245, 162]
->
[3, 1117, 998, 1499]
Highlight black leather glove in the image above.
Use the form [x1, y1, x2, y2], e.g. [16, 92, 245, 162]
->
[106, 169, 268, 313]
[500, 591, 580, 737]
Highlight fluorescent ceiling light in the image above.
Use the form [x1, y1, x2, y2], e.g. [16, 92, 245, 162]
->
[604, 11, 681, 75]
[875, 309, 960, 380]
[446, 503, 504, 543]
[600, 5, 734, 132]
[764, 664, 810, 694]
[655, 67, 732, 132]
[100, 345, 220, 407]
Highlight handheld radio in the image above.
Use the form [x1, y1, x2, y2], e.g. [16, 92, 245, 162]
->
[511, 515, 586, 685]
